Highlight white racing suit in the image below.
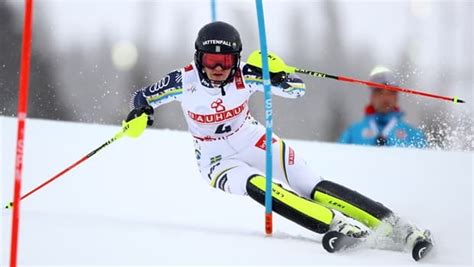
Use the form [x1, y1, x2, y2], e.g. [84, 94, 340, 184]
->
[131, 62, 319, 198]
[130, 62, 404, 235]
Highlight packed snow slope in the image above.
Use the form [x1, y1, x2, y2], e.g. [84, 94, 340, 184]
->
[1, 117, 472, 266]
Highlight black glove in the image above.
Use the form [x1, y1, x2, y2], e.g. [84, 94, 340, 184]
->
[126, 105, 154, 126]
[270, 71, 287, 86]
[245, 65, 288, 86]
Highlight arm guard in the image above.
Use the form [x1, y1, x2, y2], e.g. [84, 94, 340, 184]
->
[130, 69, 184, 109]
[311, 180, 393, 229]
[247, 175, 333, 234]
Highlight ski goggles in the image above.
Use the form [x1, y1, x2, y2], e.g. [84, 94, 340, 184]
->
[201, 53, 237, 69]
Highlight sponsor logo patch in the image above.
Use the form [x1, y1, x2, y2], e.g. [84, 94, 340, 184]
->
[234, 69, 245, 89]
[188, 101, 247, 124]
[194, 149, 201, 160]
[211, 98, 226, 112]
[210, 155, 222, 165]
[288, 147, 295, 165]
[203, 39, 233, 47]
[255, 134, 277, 150]
[149, 75, 171, 93]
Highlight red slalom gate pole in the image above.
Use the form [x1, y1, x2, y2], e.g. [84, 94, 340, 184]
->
[10, 0, 34, 266]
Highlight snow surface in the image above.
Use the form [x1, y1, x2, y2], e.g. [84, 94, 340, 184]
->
[1, 116, 472, 266]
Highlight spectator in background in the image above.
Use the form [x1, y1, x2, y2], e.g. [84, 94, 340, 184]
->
[339, 66, 427, 148]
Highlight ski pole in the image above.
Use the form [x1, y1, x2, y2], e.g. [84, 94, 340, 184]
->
[246, 50, 466, 104]
[293, 68, 465, 104]
[5, 113, 149, 209]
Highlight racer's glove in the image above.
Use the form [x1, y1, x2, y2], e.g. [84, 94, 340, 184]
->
[126, 105, 154, 126]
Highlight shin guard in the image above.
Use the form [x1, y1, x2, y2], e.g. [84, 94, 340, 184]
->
[246, 175, 333, 234]
[311, 180, 393, 228]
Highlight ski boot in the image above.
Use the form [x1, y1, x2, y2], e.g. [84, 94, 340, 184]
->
[383, 216, 433, 261]
[322, 211, 368, 253]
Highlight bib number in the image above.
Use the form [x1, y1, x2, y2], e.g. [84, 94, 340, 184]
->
[215, 124, 232, 134]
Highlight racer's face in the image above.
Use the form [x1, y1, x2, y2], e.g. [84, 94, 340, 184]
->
[204, 66, 232, 82]
[370, 88, 398, 113]
[202, 53, 236, 83]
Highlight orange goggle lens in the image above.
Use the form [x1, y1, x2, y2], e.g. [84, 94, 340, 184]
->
[202, 53, 236, 69]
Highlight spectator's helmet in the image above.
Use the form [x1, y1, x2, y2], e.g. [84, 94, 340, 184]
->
[369, 66, 399, 88]
[194, 21, 242, 87]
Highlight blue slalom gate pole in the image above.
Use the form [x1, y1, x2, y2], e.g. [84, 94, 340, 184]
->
[255, 0, 273, 235]
[210, 0, 217, 22]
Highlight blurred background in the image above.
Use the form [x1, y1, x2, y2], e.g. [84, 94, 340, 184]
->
[1, 0, 472, 150]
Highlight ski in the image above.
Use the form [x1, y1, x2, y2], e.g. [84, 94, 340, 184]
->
[322, 229, 434, 262]
[322, 231, 365, 253]
[410, 233, 434, 261]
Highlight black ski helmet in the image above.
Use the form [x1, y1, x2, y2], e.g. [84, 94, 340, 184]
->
[194, 21, 242, 89]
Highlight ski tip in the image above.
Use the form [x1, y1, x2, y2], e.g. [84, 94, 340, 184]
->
[322, 231, 343, 253]
[322, 231, 365, 254]
[412, 240, 433, 261]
